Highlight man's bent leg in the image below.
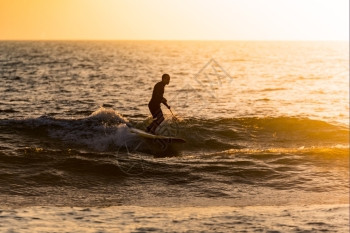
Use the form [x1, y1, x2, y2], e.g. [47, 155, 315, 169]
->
[146, 108, 164, 134]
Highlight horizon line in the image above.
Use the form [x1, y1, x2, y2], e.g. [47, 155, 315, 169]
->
[0, 39, 348, 42]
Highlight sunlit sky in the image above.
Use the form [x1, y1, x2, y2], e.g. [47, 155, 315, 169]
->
[0, 0, 348, 40]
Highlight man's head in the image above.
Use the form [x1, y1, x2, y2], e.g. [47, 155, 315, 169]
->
[162, 74, 170, 85]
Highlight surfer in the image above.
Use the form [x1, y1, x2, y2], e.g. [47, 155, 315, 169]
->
[146, 74, 171, 134]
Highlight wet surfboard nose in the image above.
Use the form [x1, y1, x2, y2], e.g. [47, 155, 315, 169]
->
[129, 127, 186, 143]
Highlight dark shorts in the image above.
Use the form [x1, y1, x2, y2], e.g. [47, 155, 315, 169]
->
[148, 103, 163, 119]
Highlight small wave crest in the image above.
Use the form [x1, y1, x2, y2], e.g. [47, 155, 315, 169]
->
[0, 108, 348, 154]
[171, 117, 349, 152]
[0, 107, 140, 151]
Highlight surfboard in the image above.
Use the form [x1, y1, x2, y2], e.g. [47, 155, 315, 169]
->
[129, 127, 186, 143]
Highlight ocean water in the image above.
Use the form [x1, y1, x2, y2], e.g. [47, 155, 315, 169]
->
[0, 41, 349, 232]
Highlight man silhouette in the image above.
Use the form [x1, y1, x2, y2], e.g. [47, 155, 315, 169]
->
[146, 74, 171, 134]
